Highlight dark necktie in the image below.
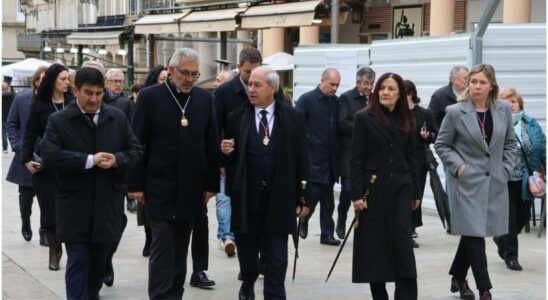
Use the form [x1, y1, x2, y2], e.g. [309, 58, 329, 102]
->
[259, 110, 269, 140]
[86, 113, 96, 126]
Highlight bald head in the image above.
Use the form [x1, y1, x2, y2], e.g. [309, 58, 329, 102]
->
[213, 71, 235, 88]
[319, 68, 341, 96]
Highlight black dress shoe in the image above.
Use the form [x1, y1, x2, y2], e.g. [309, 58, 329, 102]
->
[237, 271, 243, 281]
[412, 239, 419, 248]
[299, 219, 308, 239]
[335, 220, 345, 240]
[103, 261, 114, 287]
[320, 236, 341, 246]
[480, 290, 492, 300]
[21, 221, 32, 242]
[493, 236, 505, 261]
[450, 276, 475, 300]
[39, 230, 49, 247]
[190, 271, 216, 288]
[505, 259, 523, 271]
[238, 285, 255, 300]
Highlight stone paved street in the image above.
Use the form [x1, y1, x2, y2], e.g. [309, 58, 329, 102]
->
[2, 152, 546, 299]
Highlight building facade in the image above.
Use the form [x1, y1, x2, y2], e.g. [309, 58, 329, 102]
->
[3, 0, 26, 64]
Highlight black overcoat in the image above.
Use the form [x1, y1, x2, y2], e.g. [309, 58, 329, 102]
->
[428, 83, 457, 129]
[350, 108, 421, 283]
[128, 81, 220, 222]
[6, 90, 34, 187]
[338, 87, 367, 178]
[40, 102, 142, 243]
[223, 101, 309, 234]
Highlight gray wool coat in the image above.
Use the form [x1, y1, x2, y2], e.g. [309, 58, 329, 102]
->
[435, 100, 517, 237]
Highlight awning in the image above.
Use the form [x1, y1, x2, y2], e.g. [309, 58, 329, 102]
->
[240, 0, 321, 29]
[179, 7, 247, 32]
[134, 12, 190, 35]
[66, 31, 123, 46]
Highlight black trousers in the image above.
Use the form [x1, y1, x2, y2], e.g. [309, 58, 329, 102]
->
[337, 177, 352, 225]
[32, 170, 57, 229]
[19, 185, 41, 225]
[370, 278, 417, 300]
[412, 166, 427, 229]
[498, 180, 532, 261]
[191, 205, 209, 272]
[305, 182, 336, 238]
[65, 242, 109, 300]
[148, 219, 193, 300]
[236, 210, 288, 299]
[449, 236, 492, 292]
[104, 215, 127, 276]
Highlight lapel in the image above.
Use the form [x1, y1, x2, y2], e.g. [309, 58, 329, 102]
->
[65, 102, 95, 149]
[367, 110, 393, 143]
[233, 75, 248, 99]
[97, 105, 113, 128]
[460, 101, 489, 152]
[489, 103, 505, 151]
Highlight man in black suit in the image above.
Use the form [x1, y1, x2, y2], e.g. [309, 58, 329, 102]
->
[40, 68, 142, 300]
[128, 47, 220, 300]
[221, 66, 309, 300]
[428, 65, 469, 128]
[336, 67, 375, 239]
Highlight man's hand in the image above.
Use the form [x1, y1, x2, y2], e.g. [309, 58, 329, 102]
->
[128, 192, 145, 204]
[412, 199, 421, 210]
[296, 206, 309, 219]
[220, 139, 234, 155]
[457, 164, 466, 177]
[24, 161, 41, 174]
[97, 153, 117, 169]
[353, 199, 368, 211]
[203, 191, 216, 203]
[420, 127, 430, 140]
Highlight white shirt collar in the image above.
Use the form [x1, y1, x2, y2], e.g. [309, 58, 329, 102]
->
[254, 101, 275, 116]
[76, 99, 101, 123]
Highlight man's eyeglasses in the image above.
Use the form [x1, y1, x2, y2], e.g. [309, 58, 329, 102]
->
[108, 79, 123, 85]
[174, 67, 201, 80]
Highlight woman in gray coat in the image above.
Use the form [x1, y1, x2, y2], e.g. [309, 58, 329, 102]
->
[435, 64, 516, 300]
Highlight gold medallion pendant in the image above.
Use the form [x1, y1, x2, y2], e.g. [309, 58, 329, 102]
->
[263, 136, 269, 146]
[181, 116, 189, 127]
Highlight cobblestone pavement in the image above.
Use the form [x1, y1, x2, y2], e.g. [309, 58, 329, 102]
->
[2, 152, 546, 299]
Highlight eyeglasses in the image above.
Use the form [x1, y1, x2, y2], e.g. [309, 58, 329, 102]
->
[174, 67, 201, 80]
[108, 79, 123, 85]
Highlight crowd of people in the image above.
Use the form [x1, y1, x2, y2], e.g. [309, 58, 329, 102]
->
[2, 45, 545, 300]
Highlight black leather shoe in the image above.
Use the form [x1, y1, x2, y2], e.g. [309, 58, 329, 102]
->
[190, 271, 216, 288]
[238, 285, 255, 300]
[127, 199, 138, 213]
[480, 290, 492, 300]
[335, 219, 345, 240]
[320, 236, 341, 246]
[505, 259, 523, 271]
[39, 230, 49, 247]
[412, 239, 419, 248]
[21, 220, 32, 242]
[493, 236, 505, 261]
[450, 276, 475, 300]
[237, 271, 243, 281]
[299, 219, 308, 239]
[103, 261, 114, 287]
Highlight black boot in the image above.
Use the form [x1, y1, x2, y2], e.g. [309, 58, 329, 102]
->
[39, 228, 49, 247]
[335, 217, 345, 240]
[21, 218, 32, 242]
[142, 226, 151, 257]
[47, 230, 60, 271]
[104, 241, 117, 287]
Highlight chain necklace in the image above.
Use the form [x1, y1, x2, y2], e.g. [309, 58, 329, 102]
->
[51, 98, 64, 112]
[258, 110, 274, 146]
[476, 109, 489, 146]
[165, 81, 191, 127]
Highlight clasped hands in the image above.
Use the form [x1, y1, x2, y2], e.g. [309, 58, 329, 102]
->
[93, 152, 117, 169]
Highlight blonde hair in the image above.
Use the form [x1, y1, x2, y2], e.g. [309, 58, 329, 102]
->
[458, 64, 499, 106]
[499, 87, 524, 111]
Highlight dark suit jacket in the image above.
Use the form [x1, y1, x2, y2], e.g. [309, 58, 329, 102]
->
[128, 81, 220, 222]
[428, 83, 457, 129]
[338, 87, 367, 178]
[214, 74, 285, 139]
[104, 90, 135, 121]
[410, 105, 438, 169]
[223, 100, 309, 234]
[295, 86, 339, 184]
[40, 102, 142, 243]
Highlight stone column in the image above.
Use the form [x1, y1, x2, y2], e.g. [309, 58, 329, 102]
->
[503, 0, 531, 23]
[430, 0, 454, 36]
[261, 27, 284, 57]
[299, 26, 319, 45]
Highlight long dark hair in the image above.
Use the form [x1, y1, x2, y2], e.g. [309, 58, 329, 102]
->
[404, 79, 420, 104]
[365, 72, 415, 133]
[145, 65, 167, 87]
[35, 63, 69, 101]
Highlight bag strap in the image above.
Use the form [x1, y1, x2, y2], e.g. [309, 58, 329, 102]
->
[516, 137, 533, 175]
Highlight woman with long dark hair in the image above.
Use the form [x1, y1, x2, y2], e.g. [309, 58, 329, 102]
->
[21, 63, 74, 271]
[351, 72, 421, 299]
[404, 80, 438, 248]
[435, 64, 516, 300]
[144, 65, 168, 87]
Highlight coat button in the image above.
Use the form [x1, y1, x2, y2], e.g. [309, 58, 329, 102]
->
[390, 143, 394, 147]
[485, 153, 490, 157]
[389, 158, 394, 163]
[485, 172, 490, 176]
[390, 172, 394, 178]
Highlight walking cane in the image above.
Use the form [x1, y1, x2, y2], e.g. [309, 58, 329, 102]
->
[292, 180, 307, 282]
[325, 175, 377, 283]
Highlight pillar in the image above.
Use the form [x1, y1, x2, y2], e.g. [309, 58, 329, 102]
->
[430, 0, 455, 36]
[503, 0, 531, 23]
[261, 27, 284, 57]
[299, 26, 319, 45]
